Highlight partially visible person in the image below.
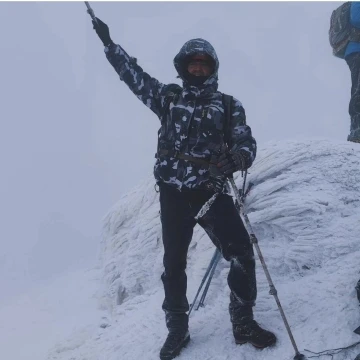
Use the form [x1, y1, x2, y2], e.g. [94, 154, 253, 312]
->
[337, 2, 360, 142]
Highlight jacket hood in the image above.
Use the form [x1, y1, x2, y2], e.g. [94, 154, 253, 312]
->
[174, 38, 219, 85]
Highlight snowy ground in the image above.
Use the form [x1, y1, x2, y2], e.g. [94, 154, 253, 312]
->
[11, 139, 360, 360]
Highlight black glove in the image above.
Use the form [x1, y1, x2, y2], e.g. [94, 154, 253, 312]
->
[216, 150, 252, 175]
[205, 176, 226, 193]
[92, 17, 113, 47]
[208, 161, 227, 192]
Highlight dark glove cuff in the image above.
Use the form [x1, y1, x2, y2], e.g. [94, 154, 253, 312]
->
[103, 39, 114, 47]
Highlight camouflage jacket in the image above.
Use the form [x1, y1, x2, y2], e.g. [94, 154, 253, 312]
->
[105, 38, 257, 191]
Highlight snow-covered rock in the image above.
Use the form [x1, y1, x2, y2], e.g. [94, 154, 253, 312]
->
[48, 139, 360, 360]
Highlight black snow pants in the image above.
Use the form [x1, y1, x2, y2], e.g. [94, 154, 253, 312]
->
[346, 52, 360, 140]
[159, 182, 257, 331]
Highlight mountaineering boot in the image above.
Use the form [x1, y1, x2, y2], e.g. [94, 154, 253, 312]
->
[160, 329, 190, 360]
[233, 319, 277, 349]
[348, 127, 360, 143]
[160, 313, 190, 359]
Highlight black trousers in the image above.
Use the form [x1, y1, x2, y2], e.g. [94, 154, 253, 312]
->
[346, 52, 360, 134]
[159, 183, 257, 330]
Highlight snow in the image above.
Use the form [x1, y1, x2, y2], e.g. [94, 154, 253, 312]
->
[39, 138, 360, 360]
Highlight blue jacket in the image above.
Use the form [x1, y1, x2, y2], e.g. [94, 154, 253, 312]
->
[345, 2, 360, 58]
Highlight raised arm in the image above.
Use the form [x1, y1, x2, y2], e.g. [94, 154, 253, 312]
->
[92, 17, 166, 117]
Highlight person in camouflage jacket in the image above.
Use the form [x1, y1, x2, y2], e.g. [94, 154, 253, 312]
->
[92, 17, 276, 360]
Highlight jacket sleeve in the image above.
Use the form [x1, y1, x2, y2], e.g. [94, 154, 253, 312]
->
[351, 2, 360, 29]
[228, 98, 257, 165]
[104, 43, 166, 118]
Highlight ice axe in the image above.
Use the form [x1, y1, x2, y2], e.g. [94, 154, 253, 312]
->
[84, 1, 98, 24]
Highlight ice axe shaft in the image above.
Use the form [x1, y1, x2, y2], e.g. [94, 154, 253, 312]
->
[84, 1, 98, 24]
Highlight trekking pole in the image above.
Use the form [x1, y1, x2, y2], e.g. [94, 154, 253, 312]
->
[84, 1, 98, 24]
[228, 175, 306, 360]
[189, 248, 219, 316]
[196, 249, 221, 310]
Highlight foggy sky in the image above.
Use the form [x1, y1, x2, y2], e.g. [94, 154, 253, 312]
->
[0, 1, 349, 303]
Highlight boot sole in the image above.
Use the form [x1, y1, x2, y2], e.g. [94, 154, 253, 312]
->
[235, 338, 276, 349]
[160, 335, 190, 360]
